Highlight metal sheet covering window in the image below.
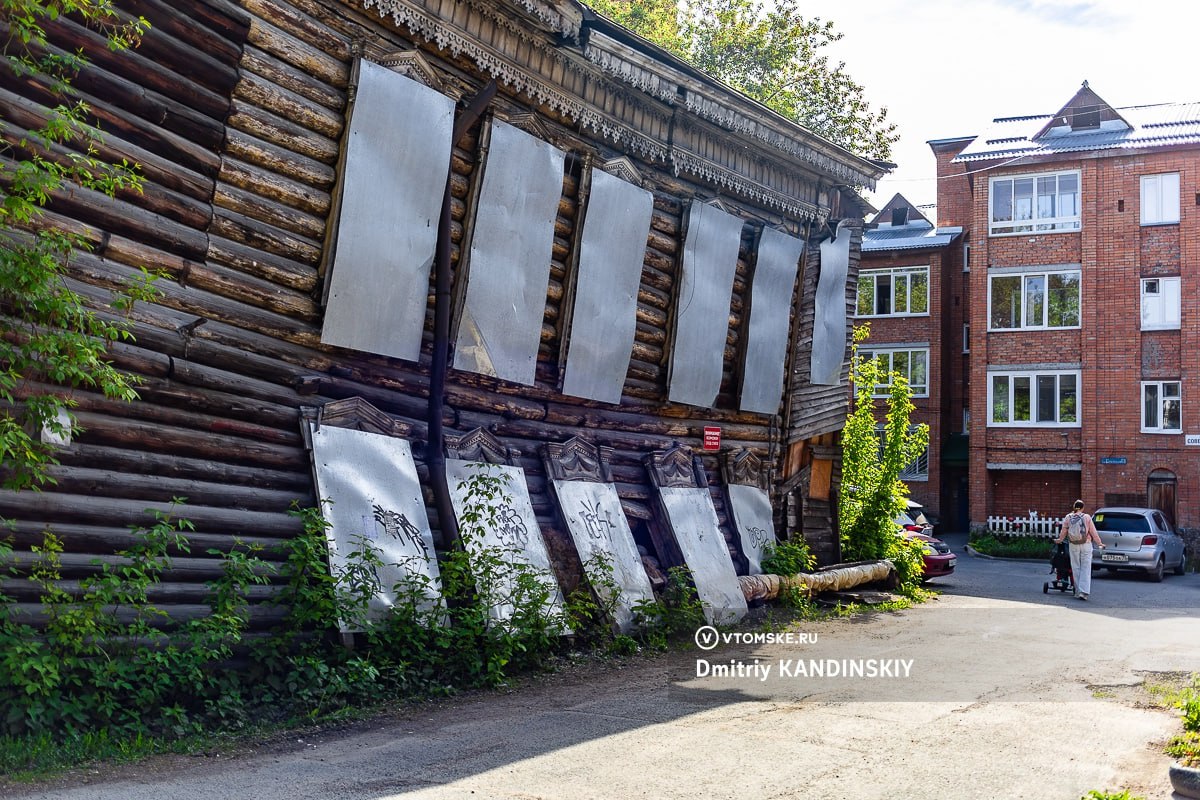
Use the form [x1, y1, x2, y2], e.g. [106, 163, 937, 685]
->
[453, 121, 566, 384]
[725, 483, 777, 575]
[321, 60, 455, 361]
[740, 227, 804, 413]
[561, 168, 653, 404]
[668, 202, 744, 407]
[811, 222, 852, 386]
[657, 486, 749, 624]
[445, 460, 567, 627]
[308, 423, 442, 632]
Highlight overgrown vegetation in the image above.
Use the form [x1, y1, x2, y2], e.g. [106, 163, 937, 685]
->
[839, 325, 928, 591]
[1167, 676, 1200, 767]
[0, 480, 713, 776]
[586, 0, 897, 161]
[0, 1, 160, 491]
[968, 533, 1054, 560]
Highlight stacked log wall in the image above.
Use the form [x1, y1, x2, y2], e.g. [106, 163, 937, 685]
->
[0, 0, 861, 622]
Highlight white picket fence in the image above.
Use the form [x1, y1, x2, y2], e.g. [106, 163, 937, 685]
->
[985, 514, 1064, 538]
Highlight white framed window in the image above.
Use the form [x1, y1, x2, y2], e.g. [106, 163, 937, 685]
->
[988, 370, 1080, 427]
[963, 242, 971, 272]
[963, 323, 970, 353]
[1141, 173, 1180, 225]
[963, 409, 970, 435]
[1142, 381, 1181, 433]
[856, 266, 930, 317]
[989, 269, 1081, 330]
[990, 171, 1081, 235]
[875, 426, 928, 481]
[860, 347, 929, 397]
[1141, 277, 1181, 330]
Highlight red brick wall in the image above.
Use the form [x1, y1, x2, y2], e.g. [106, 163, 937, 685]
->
[990, 471, 1080, 520]
[939, 142, 1200, 531]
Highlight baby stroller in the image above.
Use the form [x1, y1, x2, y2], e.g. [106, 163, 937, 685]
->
[1043, 540, 1074, 594]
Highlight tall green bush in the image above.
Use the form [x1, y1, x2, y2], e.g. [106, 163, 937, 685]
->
[839, 325, 929, 589]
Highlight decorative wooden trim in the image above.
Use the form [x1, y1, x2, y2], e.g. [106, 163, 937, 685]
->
[445, 427, 520, 465]
[375, 48, 445, 92]
[721, 447, 770, 491]
[310, 397, 411, 438]
[645, 442, 705, 489]
[542, 436, 614, 483]
[600, 155, 644, 187]
[501, 110, 556, 145]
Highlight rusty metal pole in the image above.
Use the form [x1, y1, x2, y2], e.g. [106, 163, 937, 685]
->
[429, 80, 496, 547]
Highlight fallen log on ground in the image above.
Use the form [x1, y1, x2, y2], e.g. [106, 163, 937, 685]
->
[738, 560, 897, 604]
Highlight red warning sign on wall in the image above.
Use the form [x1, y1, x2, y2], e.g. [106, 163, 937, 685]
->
[702, 426, 721, 451]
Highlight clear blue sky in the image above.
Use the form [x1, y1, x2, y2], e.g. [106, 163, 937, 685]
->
[797, 0, 1199, 217]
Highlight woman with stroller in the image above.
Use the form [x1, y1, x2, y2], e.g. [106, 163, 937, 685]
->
[1054, 499, 1106, 600]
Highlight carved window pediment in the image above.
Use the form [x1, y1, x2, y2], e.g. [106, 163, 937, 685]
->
[445, 427, 520, 465]
[542, 436, 614, 483]
[645, 442, 704, 489]
[306, 397, 411, 438]
[721, 447, 771, 491]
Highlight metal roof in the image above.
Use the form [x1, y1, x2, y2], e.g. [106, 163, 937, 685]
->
[953, 101, 1200, 162]
[861, 220, 960, 252]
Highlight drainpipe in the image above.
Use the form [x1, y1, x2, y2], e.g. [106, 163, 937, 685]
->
[429, 80, 496, 547]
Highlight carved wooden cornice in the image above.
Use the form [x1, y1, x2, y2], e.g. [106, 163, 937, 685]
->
[581, 27, 882, 190]
[645, 442, 705, 490]
[310, 397, 411, 437]
[445, 427, 520, 464]
[355, 0, 881, 219]
[542, 436, 614, 483]
[721, 447, 771, 491]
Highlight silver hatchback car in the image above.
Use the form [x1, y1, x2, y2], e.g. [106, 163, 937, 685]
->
[1090, 507, 1187, 582]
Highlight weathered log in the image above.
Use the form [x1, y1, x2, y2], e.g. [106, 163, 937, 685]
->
[118, 0, 247, 66]
[738, 560, 898, 603]
[0, 491, 303, 537]
[212, 181, 327, 242]
[67, 251, 323, 346]
[245, 16, 349, 90]
[3, 517, 292, 556]
[226, 100, 340, 165]
[70, 412, 307, 471]
[205, 234, 320, 293]
[56, 444, 310, 493]
[218, 147, 333, 213]
[42, 15, 233, 120]
[241, 0, 354, 64]
[0, 85, 213, 202]
[233, 71, 343, 140]
[3, 579, 279, 604]
[41, 465, 310, 512]
[240, 44, 345, 111]
[209, 206, 324, 267]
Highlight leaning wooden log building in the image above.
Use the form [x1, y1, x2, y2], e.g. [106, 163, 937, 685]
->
[0, 0, 886, 625]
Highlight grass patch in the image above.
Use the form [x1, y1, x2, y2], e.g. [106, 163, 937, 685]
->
[969, 533, 1054, 559]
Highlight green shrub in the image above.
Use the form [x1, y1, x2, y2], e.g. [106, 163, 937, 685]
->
[761, 537, 816, 576]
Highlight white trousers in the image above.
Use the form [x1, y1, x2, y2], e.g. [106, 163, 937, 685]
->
[1068, 542, 1093, 595]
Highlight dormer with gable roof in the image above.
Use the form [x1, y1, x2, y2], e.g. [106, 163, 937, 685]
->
[1034, 80, 1130, 138]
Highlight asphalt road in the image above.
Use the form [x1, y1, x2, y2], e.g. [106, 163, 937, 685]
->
[6, 536, 1199, 800]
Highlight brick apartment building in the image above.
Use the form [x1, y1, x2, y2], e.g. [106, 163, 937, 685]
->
[858, 195, 966, 530]
[927, 81, 1200, 534]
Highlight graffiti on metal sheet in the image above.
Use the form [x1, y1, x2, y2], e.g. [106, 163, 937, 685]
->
[496, 503, 530, 549]
[578, 496, 617, 542]
[373, 504, 429, 559]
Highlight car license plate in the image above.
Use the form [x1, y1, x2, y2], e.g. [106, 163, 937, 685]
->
[947, 557, 956, 568]
[1101, 553, 1128, 563]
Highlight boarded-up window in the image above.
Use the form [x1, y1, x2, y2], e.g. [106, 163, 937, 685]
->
[453, 121, 565, 385]
[668, 203, 743, 407]
[740, 227, 803, 413]
[561, 168, 653, 403]
[308, 423, 442, 631]
[322, 60, 455, 361]
[811, 224, 851, 386]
